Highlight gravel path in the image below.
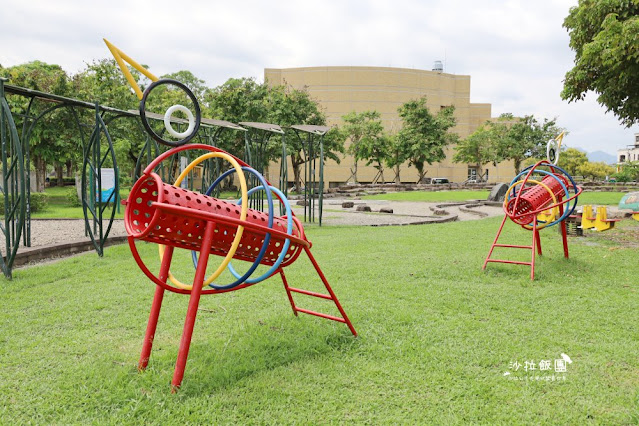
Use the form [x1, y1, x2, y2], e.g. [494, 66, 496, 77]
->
[316, 199, 503, 226]
[24, 199, 506, 248]
[27, 219, 127, 248]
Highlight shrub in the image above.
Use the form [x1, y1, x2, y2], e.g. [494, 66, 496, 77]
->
[119, 175, 133, 188]
[66, 187, 82, 207]
[0, 192, 49, 215]
[29, 192, 49, 212]
[613, 162, 639, 182]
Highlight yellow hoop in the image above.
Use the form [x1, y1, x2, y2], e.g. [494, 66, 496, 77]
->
[158, 152, 248, 290]
[504, 179, 558, 230]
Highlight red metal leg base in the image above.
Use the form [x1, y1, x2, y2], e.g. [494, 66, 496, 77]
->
[280, 248, 357, 337]
[138, 223, 357, 392]
[138, 246, 174, 371]
[483, 216, 541, 280]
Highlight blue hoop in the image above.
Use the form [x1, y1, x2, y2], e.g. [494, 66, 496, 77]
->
[227, 185, 293, 284]
[508, 164, 578, 228]
[190, 166, 274, 290]
[514, 162, 580, 217]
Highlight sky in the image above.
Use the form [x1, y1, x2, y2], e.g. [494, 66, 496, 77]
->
[0, 0, 637, 157]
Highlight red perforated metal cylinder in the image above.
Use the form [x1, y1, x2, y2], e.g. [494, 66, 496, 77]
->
[507, 174, 569, 225]
[125, 173, 302, 266]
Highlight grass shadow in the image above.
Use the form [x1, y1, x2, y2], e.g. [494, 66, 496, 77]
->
[142, 315, 360, 396]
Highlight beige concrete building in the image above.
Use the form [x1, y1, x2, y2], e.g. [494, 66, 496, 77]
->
[617, 133, 639, 163]
[265, 66, 515, 187]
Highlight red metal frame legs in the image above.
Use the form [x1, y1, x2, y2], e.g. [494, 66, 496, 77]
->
[139, 286, 166, 370]
[483, 216, 538, 280]
[138, 224, 356, 392]
[138, 245, 174, 371]
[483, 213, 571, 280]
[558, 204, 570, 258]
[482, 216, 508, 271]
[280, 270, 298, 317]
[530, 219, 538, 280]
[534, 228, 542, 256]
[171, 222, 216, 392]
[280, 247, 357, 337]
[560, 220, 569, 258]
[137, 224, 217, 392]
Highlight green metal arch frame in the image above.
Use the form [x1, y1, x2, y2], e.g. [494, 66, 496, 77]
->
[20, 101, 88, 246]
[239, 123, 285, 212]
[290, 127, 326, 226]
[0, 81, 264, 278]
[81, 104, 119, 256]
[0, 82, 140, 277]
[0, 79, 26, 278]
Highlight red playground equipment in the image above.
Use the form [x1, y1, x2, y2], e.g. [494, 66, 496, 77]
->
[483, 160, 582, 280]
[125, 143, 356, 391]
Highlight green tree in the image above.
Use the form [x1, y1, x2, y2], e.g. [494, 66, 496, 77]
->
[206, 77, 271, 156]
[396, 98, 458, 183]
[494, 114, 563, 174]
[73, 58, 146, 181]
[340, 110, 386, 183]
[358, 132, 391, 183]
[1, 61, 73, 191]
[385, 134, 408, 184]
[577, 161, 616, 180]
[557, 147, 589, 176]
[73, 58, 140, 109]
[562, 1, 639, 126]
[452, 123, 498, 182]
[162, 70, 210, 103]
[267, 85, 344, 190]
[613, 161, 639, 182]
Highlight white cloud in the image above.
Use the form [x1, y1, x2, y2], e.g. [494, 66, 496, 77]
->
[0, 0, 636, 155]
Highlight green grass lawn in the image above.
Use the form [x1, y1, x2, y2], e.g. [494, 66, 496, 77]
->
[31, 187, 239, 219]
[1, 217, 637, 423]
[363, 190, 627, 206]
[30, 186, 128, 219]
[42, 185, 71, 203]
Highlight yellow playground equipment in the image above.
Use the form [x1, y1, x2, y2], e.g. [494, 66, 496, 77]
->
[579, 205, 620, 232]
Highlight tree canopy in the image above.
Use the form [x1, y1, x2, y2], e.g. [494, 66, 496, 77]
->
[493, 114, 562, 174]
[340, 110, 386, 183]
[453, 113, 565, 178]
[562, 0, 639, 126]
[205, 77, 270, 156]
[396, 98, 458, 182]
[557, 147, 589, 176]
[268, 85, 344, 190]
[577, 161, 615, 180]
[613, 161, 639, 181]
[452, 123, 498, 182]
[1, 61, 75, 190]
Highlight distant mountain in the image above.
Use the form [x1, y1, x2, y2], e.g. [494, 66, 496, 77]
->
[588, 150, 617, 164]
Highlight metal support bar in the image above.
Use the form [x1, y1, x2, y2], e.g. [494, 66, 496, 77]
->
[278, 248, 357, 336]
[138, 244, 173, 371]
[288, 286, 332, 300]
[171, 222, 216, 392]
[295, 308, 347, 323]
